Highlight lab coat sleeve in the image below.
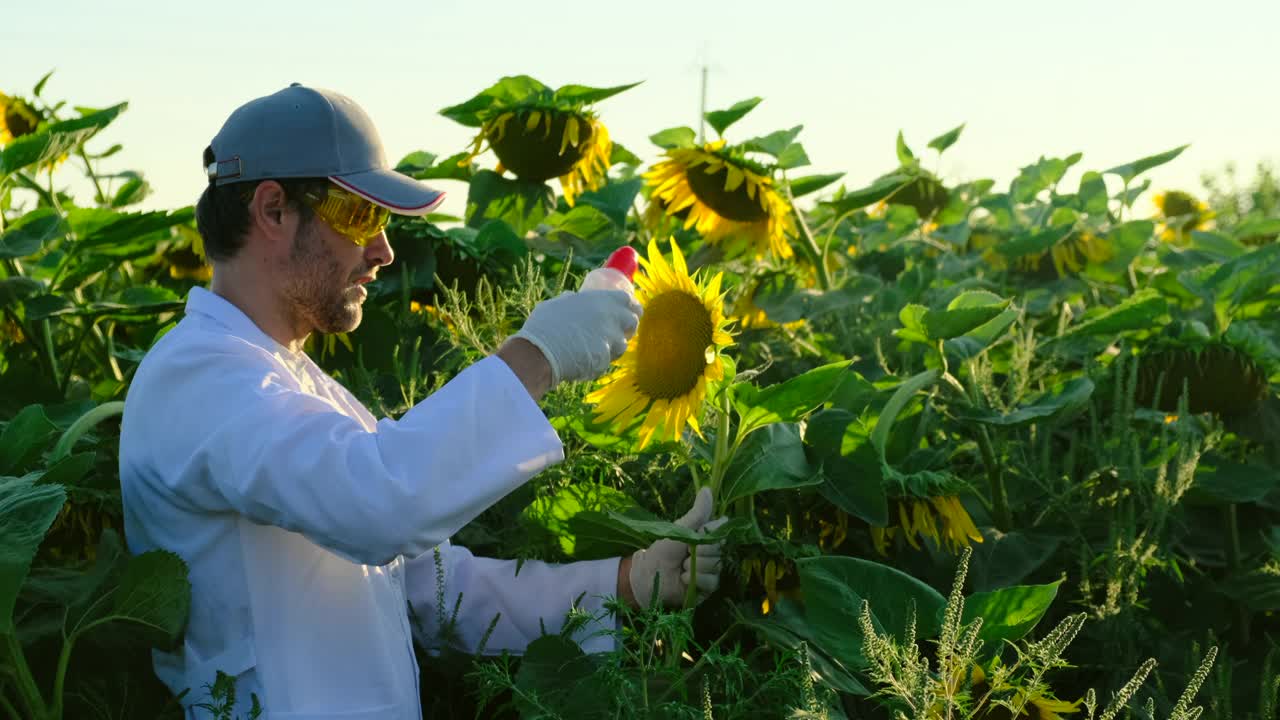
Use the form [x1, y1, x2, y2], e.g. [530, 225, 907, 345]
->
[139, 337, 563, 567]
[404, 541, 621, 655]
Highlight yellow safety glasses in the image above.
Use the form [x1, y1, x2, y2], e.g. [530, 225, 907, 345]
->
[301, 184, 390, 246]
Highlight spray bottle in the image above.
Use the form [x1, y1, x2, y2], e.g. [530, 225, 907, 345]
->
[579, 246, 640, 293]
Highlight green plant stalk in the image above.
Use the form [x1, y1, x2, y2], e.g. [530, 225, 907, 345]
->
[49, 634, 78, 720]
[1225, 503, 1251, 647]
[3, 634, 46, 719]
[1, 691, 23, 720]
[785, 185, 832, 291]
[50, 401, 125, 462]
[976, 426, 1011, 531]
[41, 318, 61, 391]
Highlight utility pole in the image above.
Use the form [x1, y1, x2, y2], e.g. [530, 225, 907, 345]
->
[698, 63, 708, 144]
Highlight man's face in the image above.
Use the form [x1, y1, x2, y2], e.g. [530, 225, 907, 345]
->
[277, 200, 394, 336]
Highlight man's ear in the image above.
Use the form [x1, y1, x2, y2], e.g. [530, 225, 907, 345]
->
[249, 180, 292, 241]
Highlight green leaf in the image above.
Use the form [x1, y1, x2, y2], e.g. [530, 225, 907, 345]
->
[957, 378, 1094, 427]
[797, 556, 947, 669]
[894, 304, 930, 345]
[402, 151, 477, 182]
[0, 276, 43, 308]
[1103, 144, 1190, 185]
[968, 530, 1063, 592]
[1192, 456, 1280, 504]
[552, 80, 642, 106]
[1232, 216, 1280, 243]
[438, 75, 551, 127]
[788, 172, 845, 198]
[922, 292, 1010, 340]
[1053, 288, 1167, 341]
[1084, 220, 1153, 283]
[569, 507, 749, 559]
[547, 205, 615, 244]
[720, 423, 821, 505]
[110, 174, 149, 207]
[465, 169, 553, 236]
[76, 207, 195, 252]
[871, 370, 939, 458]
[0, 477, 66, 633]
[100, 550, 190, 645]
[576, 177, 643, 228]
[733, 360, 855, 431]
[805, 409, 888, 525]
[960, 580, 1062, 651]
[0, 208, 65, 259]
[742, 126, 803, 158]
[896, 130, 916, 167]
[738, 597, 870, 696]
[1078, 171, 1109, 215]
[1220, 567, 1280, 612]
[1010, 155, 1079, 203]
[927, 123, 965, 154]
[608, 142, 641, 167]
[521, 483, 636, 556]
[472, 220, 527, 265]
[822, 173, 913, 216]
[775, 143, 810, 170]
[997, 226, 1072, 259]
[649, 126, 697, 150]
[514, 635, 611, 719]
[0, 405, 60, 475]
[0, 103, 127, 176]
[705, 97, 762, 137]
[943, 307, 1019, 362]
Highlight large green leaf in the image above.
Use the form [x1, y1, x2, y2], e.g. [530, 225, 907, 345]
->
[0, 477, 66, 633]
[996, 226, 1072, 260]
[797, 556, 947, 669]
[943, 308, 1019, 362]
[742, 126, 803, 158]
[922, 291, 1010, 340]
[788, 172, 846, 198]
[720, 423, 821, 505]
[1104, 144, 1190, 185]
[957, 378, 1094, 427]
[95, 549, 190, 646]
[1053, 288, 1167, 341]
[569, 507, 750, 560]
[968, 530, 1063, 592]
[1219, 566, 1280, 612]
[805, 409, 888, 525]
[822, 173, 913, 216]
[464, 169, 553, 236]
[733, 360, 855, 431]
[751, 272, 883, 325]
[1011, 154, 1079, 203]
[1084, 220, 1154, 283]
[75, 207, 195, 252]
[0, 208, 65, 259]
[649, 126, 697, 150]
[1077, 171, 1110, 215]
[0, 103, 127, 176]
[514, 634, 611, 719]
[0, 404, 60, 476]
[1191, 456, 1280, 505]
[927, 123, 965, 154]
[871, 370, 939, 458]
[705, 97, 762, 136]
[521, 483, 636, 556]
[738, 597, 870, 696]
[958, 580, 1062, 652]
[552, 80, 642, 106]
[396, 150, 477, 182]
[438, 75, 551, 127]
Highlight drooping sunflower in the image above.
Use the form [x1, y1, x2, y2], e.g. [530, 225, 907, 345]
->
[0, 91, 41, 145]
[974, 229, 1112, 279]
[1153, 189, 1213, 242]
[644, 139, 797, 260]
[586, 237, 734, 449]
[870, 495, 983, 555]
[1134, 337, 1272, 417]
[441, 76, 637, 208]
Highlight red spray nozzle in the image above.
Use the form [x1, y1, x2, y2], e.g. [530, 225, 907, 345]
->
[604, 246, 639, 280]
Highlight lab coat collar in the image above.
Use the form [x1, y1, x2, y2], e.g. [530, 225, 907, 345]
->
[184, 286, 305, 362]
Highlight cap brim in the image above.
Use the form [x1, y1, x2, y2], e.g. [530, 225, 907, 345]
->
[329, 168, 445, 216]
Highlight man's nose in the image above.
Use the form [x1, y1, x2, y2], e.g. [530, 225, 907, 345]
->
[364, 230, 394, 267]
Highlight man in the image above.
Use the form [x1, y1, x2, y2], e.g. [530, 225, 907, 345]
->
[118, 83, 725, 719]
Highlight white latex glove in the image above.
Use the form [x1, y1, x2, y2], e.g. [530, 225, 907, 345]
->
[512, 289, 642, 386]
[629, 487, 729, 609]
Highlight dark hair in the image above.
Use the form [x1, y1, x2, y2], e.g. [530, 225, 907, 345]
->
[194, 145, 327, 261]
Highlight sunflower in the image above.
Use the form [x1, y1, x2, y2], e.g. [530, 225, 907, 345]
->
[461, 107, 611, 207]
[1153, 189, 1213, 242]
[586, 237, 734, 449]
[1135, 339, 1271, 417]
[0, 91, 41, 145]
[644, 140, 797, 260]
[976, 230, 1112, 279]
[870, 496, 983, 555]
[730, 277, 806, 331]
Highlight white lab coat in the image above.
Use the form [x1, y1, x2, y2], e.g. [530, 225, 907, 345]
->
[118, 286, 621, 719]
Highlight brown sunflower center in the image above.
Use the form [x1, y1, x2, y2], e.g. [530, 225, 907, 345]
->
[1159, 191, 1199, 218]
[1135, 343, 1269, 416]
[685, 159, 769, 223]
[888, 176, 950, 219]
[488, 110, 592, 183]
[633, 290, 714, 400]
[4, 99, 39, 138]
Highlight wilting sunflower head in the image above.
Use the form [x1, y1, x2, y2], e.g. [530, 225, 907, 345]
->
[887, 173, 951, 220]
[981, 230, 1111, 280]
[643, 140, 797, 260]
[0, 91, 42, 145]
[463, 106, 611, 207]
[1153, 189, 1213, 242]
[586, 238, 735, 449]
[1135, 339, 1271, 417]
[870, 495, 983, 555]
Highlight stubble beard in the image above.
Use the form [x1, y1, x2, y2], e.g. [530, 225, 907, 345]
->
[280, 219, 364, 337]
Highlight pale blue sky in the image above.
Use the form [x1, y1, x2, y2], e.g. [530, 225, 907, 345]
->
[5, 0, 1277, 219]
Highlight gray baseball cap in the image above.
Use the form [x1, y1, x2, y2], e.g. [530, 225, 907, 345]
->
[205, 83, 444, 216]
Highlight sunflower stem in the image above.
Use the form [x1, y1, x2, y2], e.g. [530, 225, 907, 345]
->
[785, 185, 832, 291]
[708, 385, 735, 515]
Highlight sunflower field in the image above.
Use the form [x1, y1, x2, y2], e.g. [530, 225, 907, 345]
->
[4, 72, 1280, 720]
